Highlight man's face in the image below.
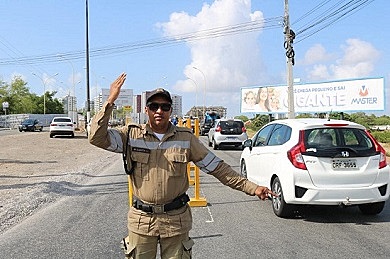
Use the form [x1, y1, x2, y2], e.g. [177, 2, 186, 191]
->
[145, 96, 172, 132]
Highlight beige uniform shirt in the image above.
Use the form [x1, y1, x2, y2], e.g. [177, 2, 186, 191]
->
[89, 102, 258, 237]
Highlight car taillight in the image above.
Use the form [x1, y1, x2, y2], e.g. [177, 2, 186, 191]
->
[287, 130, 307, 170]
[67, 124, 73, 127]
[365, 130, 387, 169]
[242, 127, 246, 133]
[215, 126, 221, 132]
[50, 123, 57, 126]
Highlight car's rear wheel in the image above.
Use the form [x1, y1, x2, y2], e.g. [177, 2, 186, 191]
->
[358, 202, 385, 215]
[71, 133, 75, 138]
[212, 139, 218, 150]
[208, 138, 212, 147]
[240, 160, 247, 178]
[50, 133, 54, 138]
[271, 177, 295, 218]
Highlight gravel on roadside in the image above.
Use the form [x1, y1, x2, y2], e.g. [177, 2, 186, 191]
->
[0, 130, 121, 234]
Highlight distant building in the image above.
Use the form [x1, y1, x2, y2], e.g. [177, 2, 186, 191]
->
[171, 94, 182, 118]
[61, 95, 77, 114]
[61, 94, 78, 124]
[91, 88, 182, 124]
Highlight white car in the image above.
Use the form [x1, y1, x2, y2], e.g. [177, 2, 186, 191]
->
[208, 118, 248, 150]
[49, 117, 75, 138]
[240, 118, 389, 218]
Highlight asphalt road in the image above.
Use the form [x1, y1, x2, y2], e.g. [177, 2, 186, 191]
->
[0, 135, 389, 258]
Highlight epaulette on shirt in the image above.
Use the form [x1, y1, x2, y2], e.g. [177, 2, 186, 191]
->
[127, 123, 143, 129]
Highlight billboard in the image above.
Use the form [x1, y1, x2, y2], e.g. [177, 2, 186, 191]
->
[241, 77, 385, 114]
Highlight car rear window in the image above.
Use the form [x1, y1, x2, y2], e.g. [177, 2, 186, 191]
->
[219, 120, 244, 134]
[53, 118, 72, 123]
[304, 128, 376, 157]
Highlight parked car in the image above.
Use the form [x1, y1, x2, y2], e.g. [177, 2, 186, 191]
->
[240, 118, 390, 218]
[18, 119, 43, 132]
[49, 117, 75, 138]
[208, 118, 247, 150]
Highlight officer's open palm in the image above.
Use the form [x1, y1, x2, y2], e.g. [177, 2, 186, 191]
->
[107, 72, 127, 104]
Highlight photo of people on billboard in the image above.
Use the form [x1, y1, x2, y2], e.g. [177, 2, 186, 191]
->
[241, 86, 283, 113]
[240, 77, 384, 114]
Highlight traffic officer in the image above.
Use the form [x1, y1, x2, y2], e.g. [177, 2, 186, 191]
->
[89, 72, 277, 259]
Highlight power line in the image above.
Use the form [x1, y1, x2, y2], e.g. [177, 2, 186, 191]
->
[292, 0, 376, 44]
[0, 17, 283, 66]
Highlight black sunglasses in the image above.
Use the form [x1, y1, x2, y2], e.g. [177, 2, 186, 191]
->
[147, 102, 172, 112]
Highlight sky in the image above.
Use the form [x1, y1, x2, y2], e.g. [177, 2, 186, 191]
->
[0, 0, 389, 117]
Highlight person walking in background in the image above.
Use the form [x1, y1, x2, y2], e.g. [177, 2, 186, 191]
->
[89, 72, 277, 259]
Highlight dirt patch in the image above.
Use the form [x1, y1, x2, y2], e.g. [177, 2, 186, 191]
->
[0, 130, 120, 234]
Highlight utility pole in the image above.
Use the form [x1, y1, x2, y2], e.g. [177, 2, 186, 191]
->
[284, 0, 295, 119]
[85, 0, 91, 126]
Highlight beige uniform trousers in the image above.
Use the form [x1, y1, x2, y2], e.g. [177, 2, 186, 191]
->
[124, 231, 194, 259]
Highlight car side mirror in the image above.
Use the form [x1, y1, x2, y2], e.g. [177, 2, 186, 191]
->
[243, 139, 253, 152]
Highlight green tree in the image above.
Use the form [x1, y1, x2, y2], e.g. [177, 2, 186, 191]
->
[235, 115, 249, 122]
[0, 76, 64, 114]
[45, 91, 64, 114]
[248, 114, 269, 131]
[374, 115, 390, 125]
[0, 76, 33, 114]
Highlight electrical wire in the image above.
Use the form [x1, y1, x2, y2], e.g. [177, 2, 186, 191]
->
[292, 0, 376, 44]
[0, 16, 283, 66]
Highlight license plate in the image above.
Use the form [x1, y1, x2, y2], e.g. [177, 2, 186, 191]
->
[226, 137, 237, 140]
[332, 159, 358, 170]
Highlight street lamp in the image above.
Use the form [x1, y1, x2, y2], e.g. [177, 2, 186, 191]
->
[187, 77, 198, 117]
[58, 54, 78, 124]
[192, 66, 206, 116]
[32, 72, 59, 114]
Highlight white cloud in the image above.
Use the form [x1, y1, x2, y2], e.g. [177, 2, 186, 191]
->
[305, 38, 380, 81]
[301, 44, 333, 65]
[307, 64, 330, 81]
[331, 38, 380, 79]
[157, 0, 267, 116]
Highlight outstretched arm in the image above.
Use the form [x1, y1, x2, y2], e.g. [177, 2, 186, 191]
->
[107, 72, 127, 104]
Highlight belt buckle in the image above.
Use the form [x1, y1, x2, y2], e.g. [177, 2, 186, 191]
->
[152, 204, 165, 214]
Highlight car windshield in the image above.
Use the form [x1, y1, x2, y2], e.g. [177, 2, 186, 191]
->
[54, 118, 72, 123]
[304, 127, 376, 157]
[23, 119, 35, 124]
[219, 120, 243, 134]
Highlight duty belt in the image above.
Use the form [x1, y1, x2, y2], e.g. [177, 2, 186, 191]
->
[133, 193, 190, 214]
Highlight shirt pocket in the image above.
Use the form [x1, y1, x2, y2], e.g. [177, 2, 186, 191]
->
[131, 151, 150, 180]
[164, 148, 188, 177]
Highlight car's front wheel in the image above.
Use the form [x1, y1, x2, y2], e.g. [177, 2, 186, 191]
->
[271, 177, 295, 218]
[358, 202, 385, 215]
[240, 160, 247, 178]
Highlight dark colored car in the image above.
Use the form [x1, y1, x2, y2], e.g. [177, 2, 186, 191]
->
[18, 119, 43, 132]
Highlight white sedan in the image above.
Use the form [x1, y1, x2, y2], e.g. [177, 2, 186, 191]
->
[49, 117, 75, 138]
[240, 118, 389, 218]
